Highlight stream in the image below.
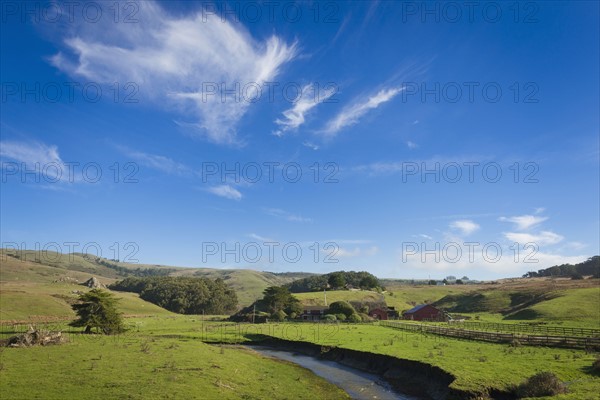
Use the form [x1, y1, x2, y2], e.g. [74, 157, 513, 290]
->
[249, 346, 419, 400]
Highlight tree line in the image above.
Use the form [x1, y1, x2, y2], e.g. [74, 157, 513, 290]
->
[523, 256, 600, 279]
[109, 276, 238, 314]
[285, 270, 382, 292]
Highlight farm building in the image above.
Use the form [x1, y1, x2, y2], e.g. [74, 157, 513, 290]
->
[300, 306, 328, 321]
[368, 306, 400, 320]
[402, 304, 448, 321]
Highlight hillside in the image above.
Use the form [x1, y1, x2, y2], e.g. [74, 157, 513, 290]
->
[293, 290, 385, 307]
[430, 278, 600, 326]
[2, 248, 598, 326]
[0, 251, 173, 321]
[0, 249, 310, 321]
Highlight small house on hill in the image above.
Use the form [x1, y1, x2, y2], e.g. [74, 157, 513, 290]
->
[403, 304, 447, 322]
[300, 306, 328, 321]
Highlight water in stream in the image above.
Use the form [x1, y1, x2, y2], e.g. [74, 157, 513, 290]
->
[250, 347, 417, 400]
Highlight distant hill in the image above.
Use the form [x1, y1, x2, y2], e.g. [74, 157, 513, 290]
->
[0, 248, 314, 321]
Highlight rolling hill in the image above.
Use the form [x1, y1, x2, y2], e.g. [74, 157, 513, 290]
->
[0, 248, 311, 321]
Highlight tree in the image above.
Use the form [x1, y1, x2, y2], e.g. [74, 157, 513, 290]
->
[261, 286, 301, 315]
[428, 280, 437, 285]
[70, 289, 125, 334]
[359, 275, 379, 289]
[455, 279, 464, 285]
[328, 272, 346, 289]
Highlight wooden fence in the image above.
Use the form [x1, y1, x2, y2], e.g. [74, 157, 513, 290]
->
[380, 321, 600, 350]
[448, 321, 600, 337]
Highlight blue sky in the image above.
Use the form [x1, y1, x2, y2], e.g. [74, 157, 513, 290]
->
[1, 1, 598, 279]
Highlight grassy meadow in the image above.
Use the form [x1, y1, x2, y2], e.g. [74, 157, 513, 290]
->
[0, 328, 349, 400]
[1, 250, 599, 399]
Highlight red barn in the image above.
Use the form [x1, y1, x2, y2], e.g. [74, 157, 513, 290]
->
[369, 308, 389, 320]
[403, 304, 447, 322]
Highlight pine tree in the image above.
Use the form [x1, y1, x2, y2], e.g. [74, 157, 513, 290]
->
[70, 289, 125, 334]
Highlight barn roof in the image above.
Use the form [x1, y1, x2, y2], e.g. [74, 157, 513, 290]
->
[404, 304, 435, 314]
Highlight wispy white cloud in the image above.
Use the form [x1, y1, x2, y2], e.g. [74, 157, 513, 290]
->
[407, 140, 418, 149]
[0, 140, 76, 185]
[274, 84, 335, 136]
[247, 233, 275, 242]
[449, 220, 480, 236]
[0, 140, 62, 166]
[120, 147, 190, 175]
[332, 245, 379, 258]
[264, 208, 312, 223]
[50, 1, 296, 145]
[499, 215, 548, 230]
[352, 155, 495, 176]
[565, 241, 586, 250]
[321, 87, 402, 136]
[401, 245, 587, 274]
[504, 231, 564, 245]
[207, 185, 242, 201]
[303, 142, 320, 150]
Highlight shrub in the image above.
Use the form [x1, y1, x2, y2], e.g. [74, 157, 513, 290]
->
[335, 313, 347, 322]
[326, 301, 356, 318]
[359, 313, 373, 322]
[322, 314, 337, 322]
[514, 372, 567, 397]
[348, 313, 362, 323]
[270, 310, 287, 322]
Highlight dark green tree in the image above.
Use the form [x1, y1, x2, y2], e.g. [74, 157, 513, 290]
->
[328, 272, 346, 289]
[359, 275, 379, 289]
[262, 286, 299, 314]
[70, 289, 125, 334]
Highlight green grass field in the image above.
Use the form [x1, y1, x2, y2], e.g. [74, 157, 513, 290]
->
[187, 319, 599, 399]
[9, 316, 593, 399]
[0, 331, 348, 399]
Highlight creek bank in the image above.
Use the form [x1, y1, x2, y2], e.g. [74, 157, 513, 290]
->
[251, 346, 412, 400]
[248, 337, 515, 400]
